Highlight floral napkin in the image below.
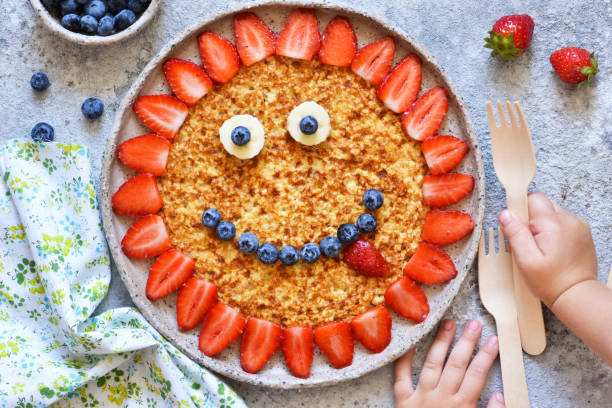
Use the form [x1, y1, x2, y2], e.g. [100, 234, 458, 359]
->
[0, 139, 246, 408]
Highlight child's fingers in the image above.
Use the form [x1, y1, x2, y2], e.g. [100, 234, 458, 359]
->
[394, 348, 415, 400]
[499, 210, 542, 268]
[437, 320, 482, 393]
[417, 319, 457, 390]
[486, 392, 506, 407]
[527, 192, 560, 234]
[457, 336, 499, 401]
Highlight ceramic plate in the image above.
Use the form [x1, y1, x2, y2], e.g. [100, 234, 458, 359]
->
[100, 0, 484, 389]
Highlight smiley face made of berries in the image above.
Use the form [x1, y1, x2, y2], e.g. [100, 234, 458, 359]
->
[112, 9, 475, 377]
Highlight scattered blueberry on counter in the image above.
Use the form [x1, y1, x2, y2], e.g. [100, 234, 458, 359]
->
[216, 221, 236, 241]
[31, 123, 55, 142]
[30, 72, 50, 91]
[320, 236, 342, 258]
[201, 208, 221, 228]
[81, 98, 104, 119]
[363, 189, 384, 211]
[337, 223, 359, 244]
[357, 213, 377, 233]
[238, 232, 259, 254]
[258, 243, 279, 264]
[279, 245, 299, 265]
[300, 243, 321, 264]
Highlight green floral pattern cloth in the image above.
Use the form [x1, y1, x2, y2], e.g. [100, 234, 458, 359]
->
[0, 139, 246, 408]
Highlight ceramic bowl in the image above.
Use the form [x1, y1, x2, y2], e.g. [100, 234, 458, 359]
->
[100, 0, 485, 389]
[29, 0, 160, 46]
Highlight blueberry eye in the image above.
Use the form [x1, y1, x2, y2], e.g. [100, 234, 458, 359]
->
[299, 116, 318, 135]
[231, 126, 251, 146]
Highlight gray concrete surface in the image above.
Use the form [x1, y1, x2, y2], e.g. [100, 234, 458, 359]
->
[1, 0, 610, 406]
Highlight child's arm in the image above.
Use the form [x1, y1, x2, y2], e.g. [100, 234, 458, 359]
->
[499, 191, 612, 365]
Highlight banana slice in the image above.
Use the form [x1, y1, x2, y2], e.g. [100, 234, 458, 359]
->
[219, 115, 266, 159]
[287, 101, 331, 146]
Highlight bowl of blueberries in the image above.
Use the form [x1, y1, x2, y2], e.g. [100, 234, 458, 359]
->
[30, 0, 160, 45]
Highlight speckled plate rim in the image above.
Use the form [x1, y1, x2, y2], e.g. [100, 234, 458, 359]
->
[100, 0, 485, 389]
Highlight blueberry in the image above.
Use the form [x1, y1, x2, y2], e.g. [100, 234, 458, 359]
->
[216, 221, 236, 241]
[76, 0, 88, 4]
[30, 72, 50, 91]
[337, 223, 359, 244]
[60, 0, 79, 15]
[98, 15, 115, 36]
[300, 243, 321, 264]
[61, 13, 81, 31]
[128, 0, 146, 13]
[238, 232, 259, 254]
[299, 115, 318, 135]
[201, 208, 221, 228]
[85, 0, 106, 19]
[80, 15, 98, 34]
[258, 243, 279, 264]
[362, 189, 384, 211]
[42, 0, 60, 11]
[279, 245, 299, 265]
[320, 236, 342, 258]
[114, 9, 136, 30]
[357, 213, 377, 233]
[31, 123, 55, 142]
[107, 0, 127, 14]
[81, 97, 104, 119]
[231, 126, 251, 146]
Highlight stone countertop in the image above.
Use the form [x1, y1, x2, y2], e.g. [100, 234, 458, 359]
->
[1, 0, 610, 406]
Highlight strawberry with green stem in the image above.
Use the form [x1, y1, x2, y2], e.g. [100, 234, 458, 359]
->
[484, 14, 534, 61]
[550, 47, 599, 84]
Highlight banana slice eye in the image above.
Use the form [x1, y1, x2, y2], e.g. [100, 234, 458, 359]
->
[219, 115, 266, 159]
[287, 101, 331, 146]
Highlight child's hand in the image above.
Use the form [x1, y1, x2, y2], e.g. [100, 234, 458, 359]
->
[499, 191, 598, 306]
[394, 319, 503, 408]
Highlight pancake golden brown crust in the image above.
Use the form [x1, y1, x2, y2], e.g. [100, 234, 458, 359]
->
[159, 56, 428, 327]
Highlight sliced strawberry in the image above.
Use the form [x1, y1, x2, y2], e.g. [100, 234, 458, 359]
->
[376, 54, 422, 113]
[342, 239, 390, 277]
[384, 277, 429, 323]
[403, 243, 457, 284]
[421, 135, 469, 175]
[176, 278, 217, 331]
[350, 305, 392, 353]
[117, 134, 170, 176]
[121, 214, 171, 259]
[234, 12, 276, 66]
[314, 321, 354, 369]
[275, 8, 321, 60]
[133, 95, 188, 140]
[318, 16, 357, 67]
[240, 318, 283, 373]
[111, 174, 162, 217]
[198, 31, 241, 84]
[401, 86, 448, 141]
[163, 58, 213, 106]
[199, 302, 246, 357]
[351, 37, 395, 86]
[422, 210, 475, 246]
[423, 173, 474, 207]
[146, 248, 195, 300]
[281, 326, 314, 379]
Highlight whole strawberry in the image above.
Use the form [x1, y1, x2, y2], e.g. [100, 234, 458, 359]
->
[484, 14, 534, 61]
[550, 47, 598, 84]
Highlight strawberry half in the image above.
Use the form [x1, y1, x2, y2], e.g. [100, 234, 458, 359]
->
[421, 135, 469, 175]
[111, 173, 163, 217]
[133, 95, 188, 140]
[342, 239, 390, 277]
[281, 326, 314, 379]
[176, 277, 217, 331]
[314, 321, 354, 369]
[163, 58, 213, 106]
[376, 54, 422, 113]
[240, 318, 283, 373]
[385, 277, 429, 323]
[318, 16, 357, 67]
[275, 8, 321, 61]
[403, 243, 457, 284]
[351, 37, 395, 86]
[401, 86, 448, 141]
[117, 134, 170, 176]
[234, 12, 276, 67]
[199, 302, 246, 357]
[422, 210, 475, 246]
[198, 32, 241, 84]
[423, 173, 475, 207]
[121, 214, 171, 259]
[146, 248, 195, 300]
[350, 305, 392, 353]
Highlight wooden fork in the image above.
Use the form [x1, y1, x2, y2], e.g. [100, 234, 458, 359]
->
[479, 228, 530, 408]
[487, 101, 546, 355]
